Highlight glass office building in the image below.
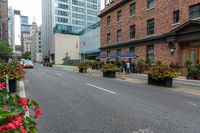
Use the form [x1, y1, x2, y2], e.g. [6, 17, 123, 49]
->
[42, 0, 100, 57]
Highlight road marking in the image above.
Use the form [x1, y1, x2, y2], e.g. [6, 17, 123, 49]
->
[86, 83, 116, 94]
[187, 101, 199, 107]
[55, 73, 63, 76]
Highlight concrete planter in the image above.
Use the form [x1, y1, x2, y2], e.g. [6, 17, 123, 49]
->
[148, 76, 173, 87]
[79, 68, 87, 73]
[103, 71, 116, 78]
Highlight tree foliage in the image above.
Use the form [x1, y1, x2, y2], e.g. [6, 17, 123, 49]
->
[0, 41, 12, 62]
[22, 52, 31, 60]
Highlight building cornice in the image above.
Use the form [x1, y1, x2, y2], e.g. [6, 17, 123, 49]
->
[99, 0, 132, 17]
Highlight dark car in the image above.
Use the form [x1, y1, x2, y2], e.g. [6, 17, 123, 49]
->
[23, 60, 34, 68]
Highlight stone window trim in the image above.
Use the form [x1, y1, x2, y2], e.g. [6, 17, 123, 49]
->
[173, 10, 180, 24]
[147, 0, 155, 10]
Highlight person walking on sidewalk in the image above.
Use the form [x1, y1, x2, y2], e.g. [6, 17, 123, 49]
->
[126, 62, 130, 73]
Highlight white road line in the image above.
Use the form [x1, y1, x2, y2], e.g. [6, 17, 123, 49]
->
[55, 73, 63, 76]
[86, 83, 116, 94]
[187, 101, 199, 107]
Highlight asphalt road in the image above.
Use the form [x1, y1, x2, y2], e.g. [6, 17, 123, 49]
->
[24, 65, 200, 133]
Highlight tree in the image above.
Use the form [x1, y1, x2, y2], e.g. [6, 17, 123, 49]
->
[22, 52, 31, 60]
[62, 52, 71, 64]
[0, 41, 12, 62]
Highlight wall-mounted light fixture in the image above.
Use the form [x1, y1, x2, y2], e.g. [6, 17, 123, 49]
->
[167, 41, 176, 55]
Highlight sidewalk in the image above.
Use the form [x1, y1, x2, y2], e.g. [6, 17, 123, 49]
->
[54, 65, 200, 87]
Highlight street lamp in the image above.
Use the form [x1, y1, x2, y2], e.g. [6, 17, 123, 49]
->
[82, 41, 86, 63]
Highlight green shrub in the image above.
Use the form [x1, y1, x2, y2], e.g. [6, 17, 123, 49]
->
[187, 69, 200, 80]
[102, 64, 118, 73]
[78, 63, 88, 69]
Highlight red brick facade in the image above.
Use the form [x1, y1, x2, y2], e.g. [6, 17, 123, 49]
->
[99, 0, 200, 65]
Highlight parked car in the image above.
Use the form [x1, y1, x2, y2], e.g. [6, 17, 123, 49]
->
[23, 60, 34, 68]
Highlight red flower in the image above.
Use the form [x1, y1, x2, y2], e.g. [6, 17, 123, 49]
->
[34, 108, 42, 118]
[17, 98, 28, 107]
[2, 106, 9, 110]
[0, 82, 6, 90]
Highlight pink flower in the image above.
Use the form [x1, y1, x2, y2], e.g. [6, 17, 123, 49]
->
[34, 108, 42, 118]
[0, 82, 6, 90]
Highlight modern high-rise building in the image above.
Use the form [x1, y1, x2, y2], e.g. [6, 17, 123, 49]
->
[0, 0, 8, 41]
[42, 0, 101, 58]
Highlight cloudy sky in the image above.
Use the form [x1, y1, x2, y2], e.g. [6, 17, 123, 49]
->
[8, 0, 105, 26]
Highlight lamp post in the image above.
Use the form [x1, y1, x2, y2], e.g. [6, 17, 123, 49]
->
[82, 41, 86, 63]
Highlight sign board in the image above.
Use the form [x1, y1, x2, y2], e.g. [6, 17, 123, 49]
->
[191, 42, 200, 46]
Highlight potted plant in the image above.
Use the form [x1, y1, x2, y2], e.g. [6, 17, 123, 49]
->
[0, 82, 42, 132]
[0, 63, 26, 93]
[102, 64, 118, 78]
[145, 64, 180, 87]
[78, 64, 88, 73]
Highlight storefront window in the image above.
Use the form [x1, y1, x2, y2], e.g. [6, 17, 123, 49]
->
[182, 51, 186, 66]
[190, 50, 196, 65]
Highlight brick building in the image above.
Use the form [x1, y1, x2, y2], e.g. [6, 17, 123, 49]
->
[0, 0, 8, 41]
[99, 0, 200, 67]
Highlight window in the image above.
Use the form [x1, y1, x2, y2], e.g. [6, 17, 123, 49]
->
[107, 16, 111, 26]
[117, 30, 122, 42]
[147, 0, 154, 9]
[130, 3, 136, 16]
[117, 10, 122, 21]
[189, 3, 200, 19]
[107, 33, 111, 44]
[107, 50, 110, 56]
[147, 45, 154, 63]
[130, 25, 136, 39]
[147, 19, 154, 35]
[173, 10, 179, 23]
[129, 47, 135, 52]
[117, 49, 121, 54]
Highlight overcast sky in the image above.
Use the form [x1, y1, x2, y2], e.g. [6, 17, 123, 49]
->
[8, 0, 105, 26]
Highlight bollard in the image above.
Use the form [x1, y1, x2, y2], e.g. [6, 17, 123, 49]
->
[122, 68, 126, 80]
[6, 74, 9, 92]
[90, 67, 93, 76]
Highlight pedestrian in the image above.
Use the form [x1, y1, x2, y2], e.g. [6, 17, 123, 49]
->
[126, 62, 130, 73]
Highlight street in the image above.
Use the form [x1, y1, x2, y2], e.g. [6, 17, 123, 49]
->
[24, 65, 200, 133]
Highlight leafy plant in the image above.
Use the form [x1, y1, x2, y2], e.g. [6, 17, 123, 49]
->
[155, 60, 162, 66]
[22, 52, 31, 60]
[77, 63, 88, 69]
[0, 63, 26, 81]
[0, 82, 42, 133]
[187, 64, 200, 80]
[184, 60, 192, 72]
[102, 64, 118, 73]
[145, 65, 180, 80]
[0, 41, 13, 63]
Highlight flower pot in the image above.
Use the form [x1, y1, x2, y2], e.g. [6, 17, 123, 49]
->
[9, 79, 17, 93]
[103, 71, 116, 78]
[79, 68, 87, 73]
[148, 76, 173, 87]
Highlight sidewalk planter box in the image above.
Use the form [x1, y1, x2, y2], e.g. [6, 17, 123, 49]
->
[9, 79, 17, 93]
[103, 72, 116, 78]
[148, 76, 173, 87]
[79, 68, 87, 73]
